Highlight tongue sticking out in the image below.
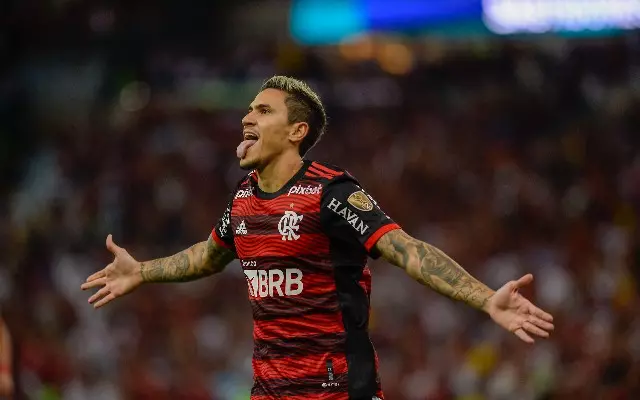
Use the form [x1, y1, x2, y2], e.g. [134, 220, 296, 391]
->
[236, 140, 257, 159]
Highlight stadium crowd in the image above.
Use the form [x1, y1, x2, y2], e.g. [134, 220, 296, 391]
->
[2, 3, 640, 399]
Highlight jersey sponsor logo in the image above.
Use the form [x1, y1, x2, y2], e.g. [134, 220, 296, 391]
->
[288, 184, 322, 196]
[234, 187, 253, 199]
[347, 190, 374, 212]
[235, 220, 247, 235]
[243, 268, 304, 297]
[327, 198, 370, 235]
[278, 211, 304, 241]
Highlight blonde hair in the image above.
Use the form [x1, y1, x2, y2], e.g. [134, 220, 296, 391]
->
[261, 76, 327, 156]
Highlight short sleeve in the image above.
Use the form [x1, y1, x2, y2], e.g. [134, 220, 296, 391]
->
[211, 195, 235, 250]
[321, 177, 400, 258]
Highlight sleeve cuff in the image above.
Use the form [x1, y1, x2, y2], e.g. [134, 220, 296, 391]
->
[364, 223, 401, 253]
[211, 229, 231, 249]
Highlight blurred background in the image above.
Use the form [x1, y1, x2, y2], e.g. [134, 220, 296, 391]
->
[1, 0, 640, 399]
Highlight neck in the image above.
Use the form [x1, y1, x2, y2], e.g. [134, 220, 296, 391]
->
[256, 152, 304, 193]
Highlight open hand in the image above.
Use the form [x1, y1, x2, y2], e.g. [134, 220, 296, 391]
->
[485, 274, 554, 344]
[81, 234, 143, 308]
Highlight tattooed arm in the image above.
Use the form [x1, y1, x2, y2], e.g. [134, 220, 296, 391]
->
[376, 229, 555, 343]
[140, 235, 235, 283]
[376, 229, 494, 311]
[82, 234, 235, 308]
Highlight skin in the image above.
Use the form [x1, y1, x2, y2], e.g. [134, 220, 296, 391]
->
[82, 85, 554, 344]
[375, 230, 554, 343]
[240, 88, 309, 193]
[81, 88, 309, 306]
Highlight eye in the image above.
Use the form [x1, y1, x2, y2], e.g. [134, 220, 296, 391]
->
[260, 108, 270, 114]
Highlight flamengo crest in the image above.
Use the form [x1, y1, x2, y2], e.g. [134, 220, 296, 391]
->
[278, 211, 304, 241]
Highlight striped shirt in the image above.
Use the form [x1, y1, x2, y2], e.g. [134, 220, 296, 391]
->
[212, 160, 400, 400]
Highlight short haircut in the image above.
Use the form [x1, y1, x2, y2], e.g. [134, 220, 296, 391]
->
[260, 76, 327, 156]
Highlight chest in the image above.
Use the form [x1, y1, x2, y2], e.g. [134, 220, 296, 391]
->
[229, 188, 327, 259]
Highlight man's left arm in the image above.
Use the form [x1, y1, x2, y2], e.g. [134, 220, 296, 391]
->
[376, 229, 555, 343]
[376, 229, 494, 311]
[319, 174, 553, 343]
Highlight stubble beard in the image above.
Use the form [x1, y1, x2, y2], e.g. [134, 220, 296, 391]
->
[239, 157, 260, 170]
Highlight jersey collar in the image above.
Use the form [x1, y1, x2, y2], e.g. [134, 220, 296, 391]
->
[253, 160, 311, 200]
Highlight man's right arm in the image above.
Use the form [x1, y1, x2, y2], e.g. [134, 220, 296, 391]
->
[140, 235, 236, 283]
[83, 233, 236, 308]
[84, 184, 239, 308]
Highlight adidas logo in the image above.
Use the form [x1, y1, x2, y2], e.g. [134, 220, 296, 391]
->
[235, 220, 247, 235]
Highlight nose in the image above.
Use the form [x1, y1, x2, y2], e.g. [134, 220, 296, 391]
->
[242, 112, 256, 128]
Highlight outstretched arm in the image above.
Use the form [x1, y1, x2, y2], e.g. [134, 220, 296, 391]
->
[82, 234, 235, 308]
[376, 229, 494, 311]
[376, 229, 554, 343]
[140, 235, 235, 283]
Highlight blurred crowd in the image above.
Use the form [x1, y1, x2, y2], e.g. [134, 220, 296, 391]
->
[2, 2, 640, 400]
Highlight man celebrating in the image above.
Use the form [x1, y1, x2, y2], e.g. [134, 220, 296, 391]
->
[82, 76, 554, 400]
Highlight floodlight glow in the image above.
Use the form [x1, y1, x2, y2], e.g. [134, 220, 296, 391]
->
[483, 0, 640, 34]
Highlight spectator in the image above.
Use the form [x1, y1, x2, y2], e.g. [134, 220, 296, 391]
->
[0, 317, 13, 399]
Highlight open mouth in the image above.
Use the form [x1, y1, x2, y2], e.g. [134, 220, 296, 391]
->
[243, 131, 259, 141]
[237, 131, 259, 159]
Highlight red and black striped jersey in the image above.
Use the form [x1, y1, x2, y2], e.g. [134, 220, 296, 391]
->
[212, 160, 400, 400]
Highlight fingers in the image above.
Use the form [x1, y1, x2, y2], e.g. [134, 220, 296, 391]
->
[85, 269, 106, 283]
[514, 328, 534, 344]
[82, 263, 113, 289]
[527, 316, 555, 331]
[528, 315, 554, 331]
[529, 304, 554, 322]
[106, 234, 122, 255]
[81, 277, 106, 290]
[523, 321, 549, 338]
[513, 274, 534, 289]
[94, 292, 116, 309]
[88, 286, 111, 304]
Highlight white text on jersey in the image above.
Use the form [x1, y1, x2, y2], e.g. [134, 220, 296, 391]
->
[288, 184, 322, 196]
[244, 269, 304, 298]
[327, 198, 370, 235]
[235, 187, 253, 199]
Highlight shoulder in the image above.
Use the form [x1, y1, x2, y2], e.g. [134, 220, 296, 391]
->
[230, 171, 257, 199]
[306, 162, 372, 211]
[241, 170, 258, 187]
[305, 160, 359, 187]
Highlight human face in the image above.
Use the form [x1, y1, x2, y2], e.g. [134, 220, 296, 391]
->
[238, 89, 296, 170]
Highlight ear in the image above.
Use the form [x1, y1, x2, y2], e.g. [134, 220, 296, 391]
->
[289, 122, 309, 145]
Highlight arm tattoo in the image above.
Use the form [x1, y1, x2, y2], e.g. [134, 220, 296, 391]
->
[377, 230, 494, 311]
[140, 236, 235, 283]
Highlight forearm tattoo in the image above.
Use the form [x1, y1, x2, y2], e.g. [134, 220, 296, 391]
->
[140, 236, 235, 283]
[377, 230, 494, 310]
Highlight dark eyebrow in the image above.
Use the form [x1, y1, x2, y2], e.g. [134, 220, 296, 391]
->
[247, 104, 271, 113]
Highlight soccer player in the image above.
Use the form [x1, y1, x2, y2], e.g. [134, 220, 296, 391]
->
[82, 76, 554, 400]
